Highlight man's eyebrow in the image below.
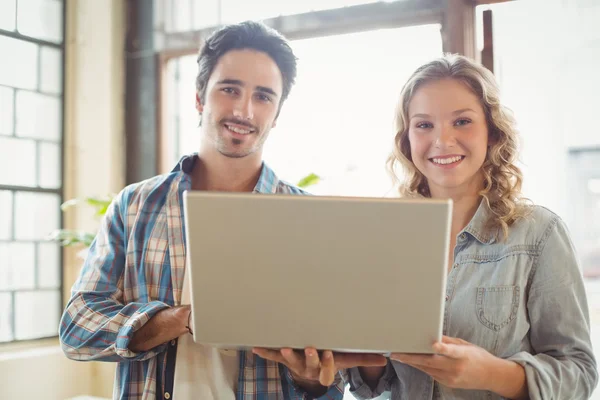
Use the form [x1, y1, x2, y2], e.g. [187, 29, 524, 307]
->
[256, 86, 278, 97]
[216, 79, 244, 86]
[217, 79, 279, 98]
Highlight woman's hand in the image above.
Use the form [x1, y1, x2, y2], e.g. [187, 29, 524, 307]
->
[390, 336, 527, 399]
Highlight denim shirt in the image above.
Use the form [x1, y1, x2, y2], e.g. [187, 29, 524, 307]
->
[348, 201, 598, 400]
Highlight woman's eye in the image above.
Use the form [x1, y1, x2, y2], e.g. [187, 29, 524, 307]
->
[455, 118, 471, 126]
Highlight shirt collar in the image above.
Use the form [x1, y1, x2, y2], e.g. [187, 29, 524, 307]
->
[171, 153, 280, 194]
[461, 199, 498, 244]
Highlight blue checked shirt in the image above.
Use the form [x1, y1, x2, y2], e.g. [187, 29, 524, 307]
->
[59, 154, 346, 400]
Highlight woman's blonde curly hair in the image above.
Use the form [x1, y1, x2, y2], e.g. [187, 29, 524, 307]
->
[387, 54, 529, 240]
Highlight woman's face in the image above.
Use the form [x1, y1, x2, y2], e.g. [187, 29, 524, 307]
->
[407, 78, 489, 198]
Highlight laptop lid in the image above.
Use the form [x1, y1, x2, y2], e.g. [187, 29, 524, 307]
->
[183, 192, 452, 354]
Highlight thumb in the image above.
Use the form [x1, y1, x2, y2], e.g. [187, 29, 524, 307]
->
[433, 341, 465, 359]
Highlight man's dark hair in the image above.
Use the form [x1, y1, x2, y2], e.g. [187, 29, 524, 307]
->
[196, 21, 298, 116]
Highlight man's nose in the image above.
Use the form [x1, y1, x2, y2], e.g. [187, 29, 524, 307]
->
[233, 96, 253, 120]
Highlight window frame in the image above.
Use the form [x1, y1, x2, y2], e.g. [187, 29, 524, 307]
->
[0, 0, 66, 344]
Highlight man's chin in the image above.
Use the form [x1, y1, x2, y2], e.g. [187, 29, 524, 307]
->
[218, 148, 254, 159]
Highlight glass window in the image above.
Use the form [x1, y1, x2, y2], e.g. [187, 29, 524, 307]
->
[3, 242, 36, 290]
[37, 242, 60, 289]
[0, 191, 12, 240]
[221, 0, 379, 25]
[15, 91, 62, 141]
[0, 0, 63, 343]
[0, 86, 14, 135]
[38, 141, 62, 188]
[478, 1, 600, 398]
[17, 0, 63, 43]
[40, 47, 63, 95]
[14, 191, 61, 241]
[164, 24, 443, 198]
[0, 137, 37, 187]
[159, 0, 386, 31]
[0, 293, 13, 342]
[0, 0, 16, 31]
[14, 290, 61, 340]
[0, 37, 38, 90]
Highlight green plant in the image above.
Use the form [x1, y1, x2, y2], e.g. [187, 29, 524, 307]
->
[47, 195, 115, 247]
[49, 174, 320, 248]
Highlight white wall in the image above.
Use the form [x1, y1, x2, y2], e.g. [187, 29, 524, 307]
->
[0, 0, 125, 398]
[490, 0, 600, 221]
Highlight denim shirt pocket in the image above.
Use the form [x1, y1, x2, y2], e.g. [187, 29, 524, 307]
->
[476, 285, 520, 332]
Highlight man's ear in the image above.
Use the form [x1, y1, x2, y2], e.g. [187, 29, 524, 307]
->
[196, 92, 204, 114]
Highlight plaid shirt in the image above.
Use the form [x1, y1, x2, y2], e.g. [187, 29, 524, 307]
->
[59, 154, 346, 400]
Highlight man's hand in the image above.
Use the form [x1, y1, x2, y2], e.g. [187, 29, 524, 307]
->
[129, 305, 191, 352]
[252, 347, 387, 390]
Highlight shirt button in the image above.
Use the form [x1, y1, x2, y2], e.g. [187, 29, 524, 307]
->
[170, 340, 176, 346]
[165, 392, 171, 399]
[445, 295, 449, 301]
[459, 233, 467, 241]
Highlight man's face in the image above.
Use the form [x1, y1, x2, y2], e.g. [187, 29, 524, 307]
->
[197, 49, 284, 159]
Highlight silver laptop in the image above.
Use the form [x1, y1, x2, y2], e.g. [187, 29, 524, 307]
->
[182, 191, 452, 354]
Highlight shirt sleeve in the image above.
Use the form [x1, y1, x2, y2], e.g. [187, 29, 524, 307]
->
[346, 362, 395, 399]
[507, 216, 598, 399]
[59, 189, 171, 362]
[281, 364, 346, 400]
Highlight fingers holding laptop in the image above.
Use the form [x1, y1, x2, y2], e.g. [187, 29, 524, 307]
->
[390, 335, 499, 391]
[252, 347, 387, 387]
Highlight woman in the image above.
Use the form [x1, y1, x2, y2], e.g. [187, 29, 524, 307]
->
[350, 55, 598, 399]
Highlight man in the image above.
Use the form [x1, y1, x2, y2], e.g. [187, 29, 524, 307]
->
[59, 21, 385, 400]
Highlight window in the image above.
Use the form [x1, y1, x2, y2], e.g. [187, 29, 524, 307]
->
[163, 24, 443, 198]
[156, 0, 387, 32]
[0, 0, 64, 343]
[478, 1, 600, 398]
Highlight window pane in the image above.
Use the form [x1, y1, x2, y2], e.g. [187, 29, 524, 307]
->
[14, 192, 60, 240]
[15, 91, 61, 141]
[17, 0, 63, 43]
[0, 37, 38, 90]
[0, 242, 35, 290]
[192, 0, 219, 30]
[38, 141, 61, 188]
[170, 0, 192, 32]
[0, 244, 9, 290]
[14, 290, 60, 340]
[0, 0, 16, 31]
[0, 191, 12, 240]
[221, 0, 379, 25]
[40, 47, 62, 95]
[38, 241, 60, 288]
[0, 86, 14, 135]
[0, 137, 37, 187]
[0, 293, 13, 343]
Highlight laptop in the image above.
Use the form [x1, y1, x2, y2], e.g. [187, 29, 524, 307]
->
[182, 191, 452, 354]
